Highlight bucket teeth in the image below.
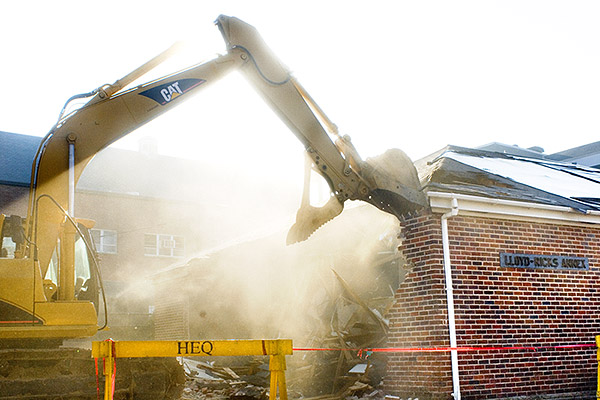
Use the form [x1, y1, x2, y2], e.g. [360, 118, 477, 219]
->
[286, 197, 343, 244]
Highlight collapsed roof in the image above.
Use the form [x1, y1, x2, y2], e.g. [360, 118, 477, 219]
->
[417, 146, 600, 213]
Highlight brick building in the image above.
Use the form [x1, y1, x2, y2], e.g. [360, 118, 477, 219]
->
[385, 146, 600, 399]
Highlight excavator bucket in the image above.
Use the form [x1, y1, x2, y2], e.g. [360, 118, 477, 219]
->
[360, 148, 430, 220]
[286, 195, 343, 245]
[286, 154, 344, 245]
[286, 148, 429, 244]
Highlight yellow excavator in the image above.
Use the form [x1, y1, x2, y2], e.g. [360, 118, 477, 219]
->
[0, 15, 428, 399]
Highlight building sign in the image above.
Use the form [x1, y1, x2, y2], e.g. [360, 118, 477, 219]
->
[92, 339, 293, 359]
[499, 252, 589, 271]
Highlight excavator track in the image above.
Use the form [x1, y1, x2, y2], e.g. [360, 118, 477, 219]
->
[0, 347, 184, 399]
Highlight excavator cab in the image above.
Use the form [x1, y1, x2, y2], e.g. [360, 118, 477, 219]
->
[0, 214, 101, 340]
[41, 221, 100, 306]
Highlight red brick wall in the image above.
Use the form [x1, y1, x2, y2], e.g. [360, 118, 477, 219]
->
[385, 213, 600, 399]
[386, 214, 452, 399]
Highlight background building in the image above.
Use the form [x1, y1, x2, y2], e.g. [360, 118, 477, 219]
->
[0, 131, 300, 340]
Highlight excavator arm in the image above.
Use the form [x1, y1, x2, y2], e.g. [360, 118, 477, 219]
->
[26, 15, 428, 277]
[216, 15, 428, 243]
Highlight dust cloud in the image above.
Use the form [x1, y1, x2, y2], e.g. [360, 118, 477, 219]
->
[76, 149, 406, 354]
[153, 202, 403, 344]
[1, 139, 408, 395]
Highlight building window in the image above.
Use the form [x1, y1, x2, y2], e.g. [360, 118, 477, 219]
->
[144, 234, 184, 258]
[1, 237, 16, 258]
[91, 229, 118, 254]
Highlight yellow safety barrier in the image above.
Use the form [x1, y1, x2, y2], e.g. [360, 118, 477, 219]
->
[92, 339, 293, 400]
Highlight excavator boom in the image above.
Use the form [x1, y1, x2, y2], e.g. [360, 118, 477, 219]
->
[27, 15, 427, 272]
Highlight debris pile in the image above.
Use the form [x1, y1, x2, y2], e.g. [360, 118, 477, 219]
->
[179, 264, 406, 400]
[283, 268, 394, 399]
[163, 208, 408, 400]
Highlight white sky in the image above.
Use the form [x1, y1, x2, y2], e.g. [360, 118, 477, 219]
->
[2, 0, 600, 175]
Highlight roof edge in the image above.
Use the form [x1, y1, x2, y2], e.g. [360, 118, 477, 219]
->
[428, 191, 600, 227]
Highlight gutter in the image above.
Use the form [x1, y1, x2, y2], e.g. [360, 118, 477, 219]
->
[428, 192, 600, 226]
[441, 197, 460, 400]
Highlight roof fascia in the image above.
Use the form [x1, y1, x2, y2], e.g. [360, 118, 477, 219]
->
[428, 191, 600, 227]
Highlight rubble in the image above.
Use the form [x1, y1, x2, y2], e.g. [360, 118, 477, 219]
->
[168, 213, 410, 400]
[179, 376, 421, 400]
[178, 265, 406, 400]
